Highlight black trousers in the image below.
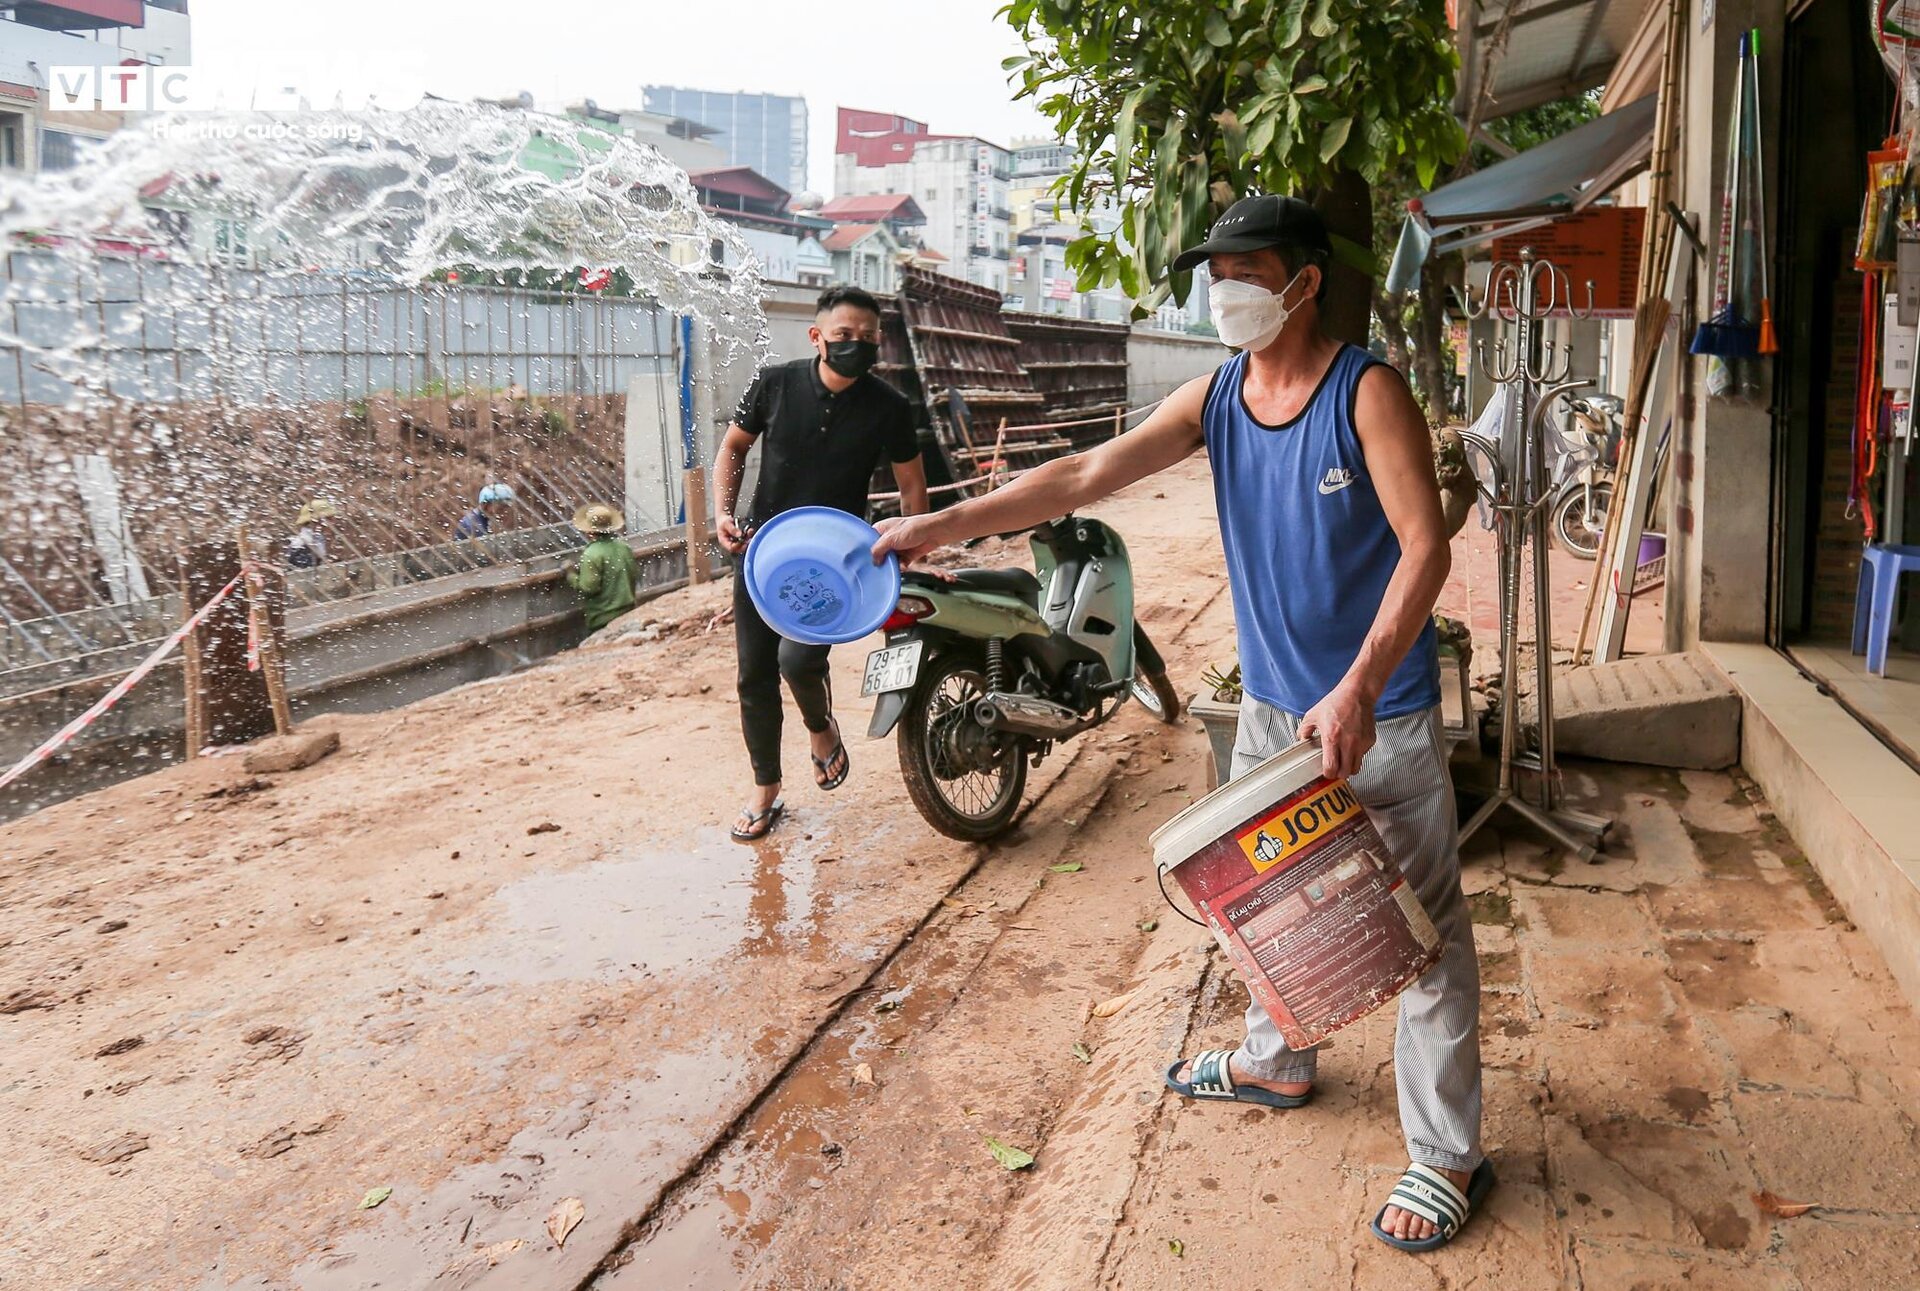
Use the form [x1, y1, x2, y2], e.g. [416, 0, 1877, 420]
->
[735, 574, 834, 787]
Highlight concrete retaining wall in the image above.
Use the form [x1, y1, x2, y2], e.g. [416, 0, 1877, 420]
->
[1127, 328, 1224, 409]
[0, 535, 694, 821]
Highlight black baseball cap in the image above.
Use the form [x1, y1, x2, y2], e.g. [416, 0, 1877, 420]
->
[1173, 194, 1331, 273]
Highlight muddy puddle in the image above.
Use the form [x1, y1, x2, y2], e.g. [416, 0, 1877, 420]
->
[442, 831, 846, 987]
[288, 817, 939, 1290]
[597, 946, 960, 1286]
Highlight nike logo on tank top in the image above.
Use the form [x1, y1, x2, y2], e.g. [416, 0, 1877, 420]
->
[1202, 344, 1441, 721]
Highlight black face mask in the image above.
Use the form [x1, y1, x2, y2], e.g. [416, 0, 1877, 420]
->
[823, 338, 879, 379]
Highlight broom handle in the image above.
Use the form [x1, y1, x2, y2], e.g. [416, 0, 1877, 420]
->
[1747, 31, 1772, 303]
[1734, 32, 1761, 314]
[1709, 30, 1746, 314]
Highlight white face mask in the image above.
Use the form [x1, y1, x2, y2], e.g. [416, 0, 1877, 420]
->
[1209, 273, 1304, 351]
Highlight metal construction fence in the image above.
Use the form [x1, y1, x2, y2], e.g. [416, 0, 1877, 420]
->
[0, 249, 698, 696]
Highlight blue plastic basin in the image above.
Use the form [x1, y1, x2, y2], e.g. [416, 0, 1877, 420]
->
[741, 506, 901, 645]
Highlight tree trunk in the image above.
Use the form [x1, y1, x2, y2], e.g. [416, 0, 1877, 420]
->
[1412, 259, 1454, 421]
[1312, 169, 1374, 349]
[1373, 286, 1414, 380]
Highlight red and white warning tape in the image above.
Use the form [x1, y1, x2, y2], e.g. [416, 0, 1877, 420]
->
[0, 573, 243, 794]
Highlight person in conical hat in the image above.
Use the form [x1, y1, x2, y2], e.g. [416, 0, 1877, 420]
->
[565, 502, 637, 633]
[286, 498, 338, 568]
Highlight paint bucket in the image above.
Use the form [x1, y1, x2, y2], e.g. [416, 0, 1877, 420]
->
[741, 506, 901, 646]
[1150, 740, 1443, 1050]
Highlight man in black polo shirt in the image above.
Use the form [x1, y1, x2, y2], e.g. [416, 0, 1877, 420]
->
[715, 285, 928, 841]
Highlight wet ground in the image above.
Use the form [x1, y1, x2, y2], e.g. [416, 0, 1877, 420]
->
[3, 458, 1915, 1289]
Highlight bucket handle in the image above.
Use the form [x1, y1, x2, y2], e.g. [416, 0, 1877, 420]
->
[1155, 862, 1209, 927]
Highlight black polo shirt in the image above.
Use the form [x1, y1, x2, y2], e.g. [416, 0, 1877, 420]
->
[733, 356, 919, 522]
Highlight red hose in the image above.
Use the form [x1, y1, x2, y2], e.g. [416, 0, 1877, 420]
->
[1854, 271, 1880, 541]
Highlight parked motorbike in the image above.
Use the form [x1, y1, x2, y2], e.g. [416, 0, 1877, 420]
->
[1548, 393, 1622, 560]
[862, 514, 1181, 841]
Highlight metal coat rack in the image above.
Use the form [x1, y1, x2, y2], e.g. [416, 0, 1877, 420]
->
[1457, 248, 1613, 863]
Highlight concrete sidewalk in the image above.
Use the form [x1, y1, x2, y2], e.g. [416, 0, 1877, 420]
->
[1048, 760, 1920, 1289]
[616, 469, 1920, 1288]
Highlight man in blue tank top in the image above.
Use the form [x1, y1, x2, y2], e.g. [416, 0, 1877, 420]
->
[874, 195, 1487, 1253]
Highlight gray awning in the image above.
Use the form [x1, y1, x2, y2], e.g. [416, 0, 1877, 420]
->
[1454, 0, 1655, 120]
[1384, 94, 1655, 291]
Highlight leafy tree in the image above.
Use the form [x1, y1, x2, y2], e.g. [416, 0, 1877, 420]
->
[1373, 90, 1606, 417]
[1003, 0, 1465, 345]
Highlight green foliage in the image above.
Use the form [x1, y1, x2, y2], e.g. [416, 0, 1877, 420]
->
[1371, 89, 1602, 412]
[1003, 0, 1465, 311]
[1201, 662, 1243, 703]
[1475, 90, 1601, 164]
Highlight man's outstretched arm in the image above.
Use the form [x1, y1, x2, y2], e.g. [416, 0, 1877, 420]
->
[872, 373, 1212, 565]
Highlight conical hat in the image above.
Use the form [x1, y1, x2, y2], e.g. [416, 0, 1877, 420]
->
[573, 502, 621, 535]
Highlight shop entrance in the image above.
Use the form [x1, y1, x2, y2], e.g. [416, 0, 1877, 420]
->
[1774, 0, 1919, 763]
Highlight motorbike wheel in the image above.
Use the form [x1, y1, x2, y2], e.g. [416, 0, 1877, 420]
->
[897, 651, 1028, 842]
[1552, 483, 1612, 561]
[1128, 625, 1182, 724]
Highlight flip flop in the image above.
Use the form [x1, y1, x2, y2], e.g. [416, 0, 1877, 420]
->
[730, 800, 784, 842]
[812, 725, 850, 792]
[1370, 1159, 1497, 1253]
[1163, 1048, 1312, 1109]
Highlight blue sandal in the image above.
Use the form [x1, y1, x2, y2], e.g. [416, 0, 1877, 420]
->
[1163, 1048, 1312, 1109]
[1370, 1159, 1496, 1252]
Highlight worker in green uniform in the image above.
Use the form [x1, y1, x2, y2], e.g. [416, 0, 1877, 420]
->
[565, 503, 638, 633]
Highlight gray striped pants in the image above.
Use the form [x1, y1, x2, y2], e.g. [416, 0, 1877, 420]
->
[1230, 699, 1483, 1172]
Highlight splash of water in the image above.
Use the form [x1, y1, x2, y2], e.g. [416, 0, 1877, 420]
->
[0, 103, 772, 632]
[0, 101, 770, 393]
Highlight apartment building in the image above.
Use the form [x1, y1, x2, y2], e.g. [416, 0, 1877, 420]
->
[1009, 137, 1076, 234]
[642, 86, 808, 194]
[0, 0, 191, 176]
[833, 108, 1012, 297]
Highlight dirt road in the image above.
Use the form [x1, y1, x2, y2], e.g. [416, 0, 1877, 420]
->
[4, 457, 1915, 1290]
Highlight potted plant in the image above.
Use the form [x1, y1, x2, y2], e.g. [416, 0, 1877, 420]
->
[1190, 612, 1477, 787]
[1189, 662, 1243, 790]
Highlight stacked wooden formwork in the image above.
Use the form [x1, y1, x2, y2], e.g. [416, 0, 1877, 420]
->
[873, 267, 1133, 498]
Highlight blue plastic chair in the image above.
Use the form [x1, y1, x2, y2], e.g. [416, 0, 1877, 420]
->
[1852, 543, 1920, 676]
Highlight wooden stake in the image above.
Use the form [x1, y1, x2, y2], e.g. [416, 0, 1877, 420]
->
[684, 466, 712, 585]
[989, 418, 1009, 490]
[238, 527, 293, 737]
[179, 553, 205, 759]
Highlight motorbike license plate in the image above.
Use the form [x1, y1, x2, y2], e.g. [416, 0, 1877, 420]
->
[861, 640, 923, 696]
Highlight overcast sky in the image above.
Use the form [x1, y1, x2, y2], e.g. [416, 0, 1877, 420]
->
[190, 0, 1055, 195]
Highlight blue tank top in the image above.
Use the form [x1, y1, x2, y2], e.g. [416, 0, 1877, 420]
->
[1202, 345, 1440, 720]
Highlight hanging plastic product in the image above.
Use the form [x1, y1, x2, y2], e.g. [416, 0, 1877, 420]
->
[1693, 31, 1758, 374]
[1874, 0, 1920, 111]
[1856, 144, 1907, 271]
[1743, 32, 1779, 356]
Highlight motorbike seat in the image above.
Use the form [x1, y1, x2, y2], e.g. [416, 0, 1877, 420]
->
[916, 566, 1042, 604]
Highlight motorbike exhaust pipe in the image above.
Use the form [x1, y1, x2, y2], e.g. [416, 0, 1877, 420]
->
[972, 692, 1091, 740]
